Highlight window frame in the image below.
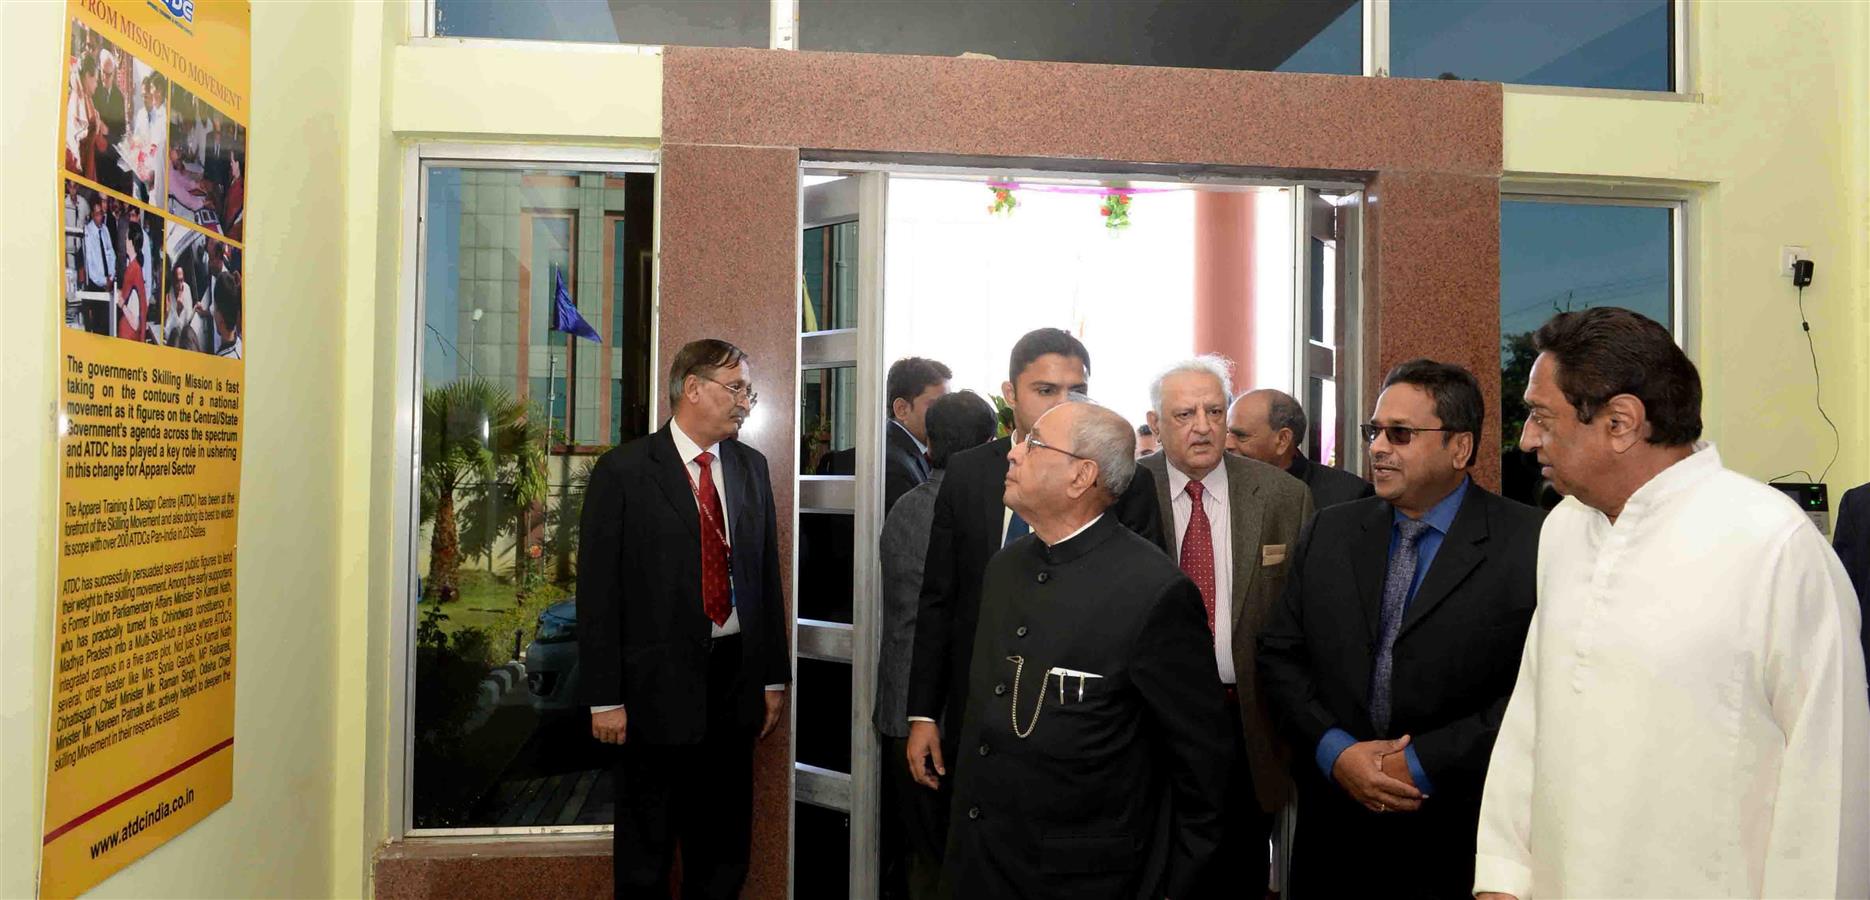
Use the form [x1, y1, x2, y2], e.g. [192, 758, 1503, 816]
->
[414, 0, 1687, 95]
[395, 142, 660, 840]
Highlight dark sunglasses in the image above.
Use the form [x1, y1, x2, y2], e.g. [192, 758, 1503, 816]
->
[1359, 424, 1456, 445]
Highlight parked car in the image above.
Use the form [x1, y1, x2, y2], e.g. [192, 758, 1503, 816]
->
[524, 599, 580, 711]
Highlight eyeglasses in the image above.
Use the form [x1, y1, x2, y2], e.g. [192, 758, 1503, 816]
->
[1359, 423, 1456, 445]
[699, 375, 759, 408]
[1023, 433, 1093, 462]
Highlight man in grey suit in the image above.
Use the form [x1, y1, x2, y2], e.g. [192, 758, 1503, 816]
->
[1140, 357, 1314, 897]
[1229, 388, 1375, 511]
[876, 390, 998, 900]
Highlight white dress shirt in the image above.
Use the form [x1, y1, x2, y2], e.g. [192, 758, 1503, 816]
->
[592, 422, 781, 715]
[891, 419, 929, 456]
[1167, 462, 1234, 684]
[1474, 443, 1869, 899]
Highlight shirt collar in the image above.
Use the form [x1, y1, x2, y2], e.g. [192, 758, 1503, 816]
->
[1050, 513, 1105, 546]
[1166, 459, 1229, 500]
[1396, 475, 1469, 536]
[890, 419, 928, 455]
[669, 419, 721, 466]
[1616, 441, 1719, 522]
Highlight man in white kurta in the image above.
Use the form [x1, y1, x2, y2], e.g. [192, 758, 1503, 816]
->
[1476, 307, 1869, 900]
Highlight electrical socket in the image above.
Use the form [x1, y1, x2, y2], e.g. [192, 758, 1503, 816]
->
[1781, 245, 1809, 278]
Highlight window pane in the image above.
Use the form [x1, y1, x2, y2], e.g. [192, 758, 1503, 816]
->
[794, 802, 851, 899]
[800, 0, 1362, 75]
[1499, 200, 1672, 508]
[802, 366, 857, 475]
[802, 222, 858, 333]
[1392, 0, 1671, 91]
[435, 0, 768, 47]
[798, 512, 854, 624]
[796, 658, 854, 773]
[413, 166, 653, 830]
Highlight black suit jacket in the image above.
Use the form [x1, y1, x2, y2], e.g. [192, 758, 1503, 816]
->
[1833, 483, 1870, 678]
[906, 436, 1168, 756]
[948, 516, 1231, 900]
[1287, 451, 1375, 511]
[884, 421, 932, 514]
[575, 426, 791, 744]
[1258, 483, 1542, 898]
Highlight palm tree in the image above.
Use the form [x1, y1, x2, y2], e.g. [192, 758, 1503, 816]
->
[420, 378, 546, 602]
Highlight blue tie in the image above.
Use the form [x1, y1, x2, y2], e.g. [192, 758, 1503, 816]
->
[1004, 510, 1031, 548]
[1370, 518, 1433, 736]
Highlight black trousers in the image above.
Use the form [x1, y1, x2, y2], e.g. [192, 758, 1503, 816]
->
[882, 735, 950, 900]
[1194, 692, 1272, 900]
[612, 635, 755, 900]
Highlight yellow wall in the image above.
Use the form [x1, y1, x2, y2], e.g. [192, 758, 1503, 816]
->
[1, 1, 359, 896]
[1504, 0, 1870, 502]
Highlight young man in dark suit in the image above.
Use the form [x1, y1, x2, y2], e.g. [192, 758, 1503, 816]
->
[576, 338, 791, 900]
[1228, 388, 1375, 511]
[1139, 357, 1314, 896]
[904, 328, 1167, 797]
[946, 398, 1232, 900]
[883, 356, 952, 514]
[1258, 360, 1543, 898]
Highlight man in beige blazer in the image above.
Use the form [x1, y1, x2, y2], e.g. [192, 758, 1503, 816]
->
[1140, 356, 1314, 898]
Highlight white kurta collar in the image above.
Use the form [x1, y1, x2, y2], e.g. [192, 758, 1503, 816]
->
[1603, 440, 1718, 527]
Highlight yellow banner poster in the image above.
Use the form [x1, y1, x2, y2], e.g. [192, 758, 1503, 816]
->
[42, 1, 248, 896]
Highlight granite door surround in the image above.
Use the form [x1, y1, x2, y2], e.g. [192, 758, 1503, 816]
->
[652, 45, 1504, 900]
[661, 46, 1508, 493]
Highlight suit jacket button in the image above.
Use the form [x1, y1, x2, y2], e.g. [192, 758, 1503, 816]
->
[967, 806, 981, 820]
[1015, 626, 1028, 638]
[978, 743, 990, 756]
[1037, 572, 1050, 584]
[993, 683, 1007, 696]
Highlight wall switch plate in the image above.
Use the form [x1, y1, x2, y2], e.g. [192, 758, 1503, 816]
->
[1781, 245, 1809, 277]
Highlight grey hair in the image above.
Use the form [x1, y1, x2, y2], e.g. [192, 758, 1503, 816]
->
[1149, 354, 1235, 414]
[1062, 393, 1137, 499]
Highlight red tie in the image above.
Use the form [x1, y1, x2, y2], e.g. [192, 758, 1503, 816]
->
[1181, 480, 1217, 634]
[694, 451, 732, 626]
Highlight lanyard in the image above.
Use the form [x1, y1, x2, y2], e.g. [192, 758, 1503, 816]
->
[685, 458, 733, 569]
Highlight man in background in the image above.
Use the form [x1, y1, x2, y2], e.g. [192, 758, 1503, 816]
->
[1476, 308, 1867, 899]
[1136, 422, 1159, 458]
[884, 356, 953, 513]
[876, 390, 997, 900]
[1229, 388, 1374, 511]
[1139, 357, 1313, 896]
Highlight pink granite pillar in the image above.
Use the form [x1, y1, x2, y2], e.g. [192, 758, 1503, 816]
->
[1193, 191, 1257, 380]
[656, 142, 800, 900]
[1364, 170, 1502, 490]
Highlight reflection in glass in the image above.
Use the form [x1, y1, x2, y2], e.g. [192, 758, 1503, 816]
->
[801, 366, 857, 475]
[1392, 0, 1671, 91]
[435, 0, 768, 47]
[412, 167, 653, 829]
[802, 221, 858, 333]
[797, 658, 854, 773]
[798, 512, 855, 624]
[1499, 200, 1672, 507]
[800, 0, 1362, 74]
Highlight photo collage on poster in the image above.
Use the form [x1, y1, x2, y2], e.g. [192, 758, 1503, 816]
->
[61, 18, 246, 360]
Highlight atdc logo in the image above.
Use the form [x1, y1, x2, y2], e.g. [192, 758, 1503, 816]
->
[160, 0, 195, 25]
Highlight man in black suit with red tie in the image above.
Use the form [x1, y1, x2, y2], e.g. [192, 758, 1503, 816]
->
[577, 338, 792, 900]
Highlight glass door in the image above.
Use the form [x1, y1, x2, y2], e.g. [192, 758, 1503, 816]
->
[794, 170, 886, 899]
[1296, 187, 1363, 474]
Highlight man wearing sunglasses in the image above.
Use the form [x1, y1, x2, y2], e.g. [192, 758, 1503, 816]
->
[1259, 359, 1543, 898]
